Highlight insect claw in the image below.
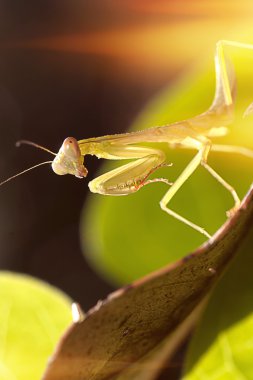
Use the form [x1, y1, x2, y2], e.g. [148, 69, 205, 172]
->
[226, 204, 240, 218]
[144, 178, 173, 187]
[201, 229, 212, 239]
[160, 178, 173, 186]
[162, 162, 173, 168]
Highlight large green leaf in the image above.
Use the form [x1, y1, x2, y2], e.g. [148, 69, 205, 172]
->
[81, 47, 253, 284]
[0, 272, 72, 380]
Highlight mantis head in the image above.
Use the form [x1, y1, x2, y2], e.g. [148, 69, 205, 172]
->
[52, 137, 88, 178]
[0, 137, 88, 187]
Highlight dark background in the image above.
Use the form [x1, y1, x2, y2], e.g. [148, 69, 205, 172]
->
[0, 1, 180, 310]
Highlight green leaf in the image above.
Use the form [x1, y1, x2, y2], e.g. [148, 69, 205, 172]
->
[0, 272, 72, 380]
[81, 48, 253, 284]
[43, 187, 253, 380]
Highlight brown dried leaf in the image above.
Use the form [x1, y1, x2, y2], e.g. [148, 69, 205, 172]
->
[42, 186, 253, 380]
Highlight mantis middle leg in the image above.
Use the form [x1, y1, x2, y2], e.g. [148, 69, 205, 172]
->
[160, 145, 212, 239]
[169, 142, 253, 210]
[160, 138, 241, 239]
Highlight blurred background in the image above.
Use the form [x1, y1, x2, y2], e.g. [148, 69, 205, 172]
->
[1, 0, 253, 311]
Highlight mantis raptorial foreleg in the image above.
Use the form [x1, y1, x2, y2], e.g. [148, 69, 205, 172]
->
[88, 145, 172, 195]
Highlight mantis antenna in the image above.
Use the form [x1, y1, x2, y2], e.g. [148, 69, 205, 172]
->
[0, 161, 53, 187]
[0, 140, 56, 187]
[16, 139, 57, 156]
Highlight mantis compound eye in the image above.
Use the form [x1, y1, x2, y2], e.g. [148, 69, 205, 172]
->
[52, 137, 88, 178]
[62, 137, 81, 158]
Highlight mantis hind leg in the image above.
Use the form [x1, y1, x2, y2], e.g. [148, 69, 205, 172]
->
[213, 40, 253, 116]
[211, 144, 253, 159]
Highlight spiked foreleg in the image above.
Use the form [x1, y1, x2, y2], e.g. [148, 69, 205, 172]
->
[88, 145, 171, 195]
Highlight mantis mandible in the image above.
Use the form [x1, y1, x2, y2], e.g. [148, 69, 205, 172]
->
[2, 40, 253, 239]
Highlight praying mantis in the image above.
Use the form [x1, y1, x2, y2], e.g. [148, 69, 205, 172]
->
[2, 40, 253, 239]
